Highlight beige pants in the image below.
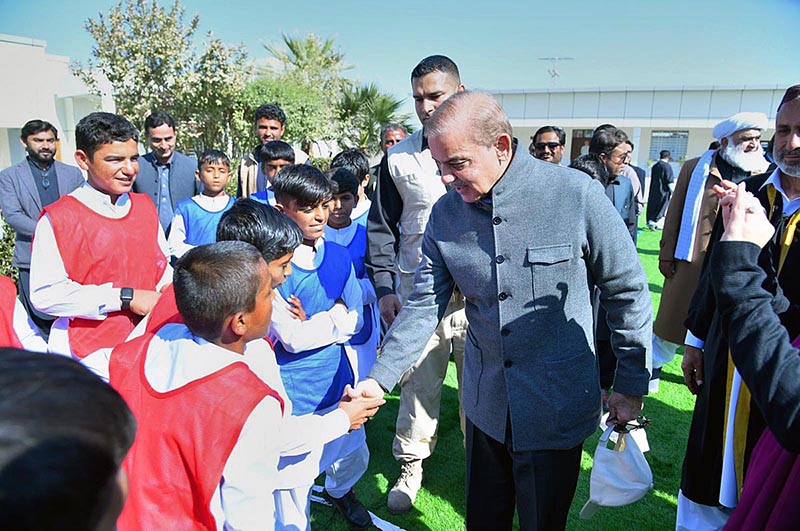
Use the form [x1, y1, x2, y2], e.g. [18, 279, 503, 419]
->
[393, 272, 467, 462]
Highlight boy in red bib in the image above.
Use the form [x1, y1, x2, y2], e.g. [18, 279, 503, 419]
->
[111, 240, 383, 530]
[29, 112, 170, 380]
[112, 241, 283, 530]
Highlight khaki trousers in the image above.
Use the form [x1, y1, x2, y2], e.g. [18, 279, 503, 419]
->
[393, 272, 467, 462]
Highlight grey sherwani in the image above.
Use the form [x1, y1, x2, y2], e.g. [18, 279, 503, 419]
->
[369, 148, 652, 451]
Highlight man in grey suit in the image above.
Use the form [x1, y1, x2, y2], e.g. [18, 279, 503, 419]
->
[352, 92, 652, 531]
[133, 111, 199, 235]
[0, 119, 84, 337]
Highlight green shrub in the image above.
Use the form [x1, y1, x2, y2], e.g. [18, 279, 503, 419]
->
[0, 222, 16, 281]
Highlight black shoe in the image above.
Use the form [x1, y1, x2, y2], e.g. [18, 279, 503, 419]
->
[323, 488, 372, 530]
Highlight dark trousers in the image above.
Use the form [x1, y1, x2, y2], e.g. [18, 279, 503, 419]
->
[17, 268, 54, 339]
[465, 416, 583, 531]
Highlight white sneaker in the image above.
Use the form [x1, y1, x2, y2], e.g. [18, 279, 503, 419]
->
[387, 459, 423, 514]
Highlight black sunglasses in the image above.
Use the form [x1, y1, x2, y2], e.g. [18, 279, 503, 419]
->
[534, 142, 562, 151]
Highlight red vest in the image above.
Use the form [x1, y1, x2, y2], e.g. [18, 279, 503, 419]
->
[145, 283, 182, 334]
[110, 334, 284, 531]
[41, 194, 167, 358]
[0, 276, 22, 348]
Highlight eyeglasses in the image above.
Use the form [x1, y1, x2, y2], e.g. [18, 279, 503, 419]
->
[534, 142, 562, 151]
[609, 151, 632, 163]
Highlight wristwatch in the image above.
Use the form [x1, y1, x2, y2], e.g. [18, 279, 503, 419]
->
[120, 287, 134, 311]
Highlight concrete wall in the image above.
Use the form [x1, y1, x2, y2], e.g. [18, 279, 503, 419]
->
[0, 34, 108, 169]
[501, 86, 781, 172]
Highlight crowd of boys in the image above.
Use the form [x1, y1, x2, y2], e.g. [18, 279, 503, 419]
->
[0, 51, 797, 531]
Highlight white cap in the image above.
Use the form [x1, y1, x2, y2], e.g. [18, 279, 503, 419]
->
[579, 426, 653, 519]
[712, 112, 769, 141]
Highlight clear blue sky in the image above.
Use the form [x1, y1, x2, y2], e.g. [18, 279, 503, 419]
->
[1, 0, 797, 117]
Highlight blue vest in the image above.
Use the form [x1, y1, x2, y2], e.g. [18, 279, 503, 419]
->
[275, 242, 355, 415]
[251, 188, 275, 207]
[174, 196, 235, 246]
[340, 224, 373, 346]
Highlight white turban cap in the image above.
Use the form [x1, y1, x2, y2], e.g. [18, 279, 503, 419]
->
[712, 112, 769, 141]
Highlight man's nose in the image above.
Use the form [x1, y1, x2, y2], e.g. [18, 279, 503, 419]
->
[788, 131, 800, 150]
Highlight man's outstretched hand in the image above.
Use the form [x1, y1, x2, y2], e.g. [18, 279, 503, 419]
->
[344, 378, 386, 400]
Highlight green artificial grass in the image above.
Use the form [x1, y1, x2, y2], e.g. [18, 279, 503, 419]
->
[311, 222, 696, 531]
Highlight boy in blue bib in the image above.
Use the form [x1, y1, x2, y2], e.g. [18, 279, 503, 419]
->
[324, 167, 379, 380]
[168, 149, 234, 259]
[269, 164, 373, 530]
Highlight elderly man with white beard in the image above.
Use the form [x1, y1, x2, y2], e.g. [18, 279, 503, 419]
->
[650, 112, 769, 397]
[676, 93, 800, 531]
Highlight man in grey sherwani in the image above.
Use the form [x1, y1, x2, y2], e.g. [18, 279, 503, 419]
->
[350, 91, 652, 531]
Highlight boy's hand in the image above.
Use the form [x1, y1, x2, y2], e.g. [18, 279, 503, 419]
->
[130, 289, 161, 316]
[338, 392, 385, 431]
[287, 295, 306, 321]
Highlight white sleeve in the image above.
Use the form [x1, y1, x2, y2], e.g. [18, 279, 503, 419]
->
[268, 290, 360, 352]
[279, 409, 350, 457]
[13, 297, 47, 352]
[684, 330, 705, 349]
[341, 266, 364, 336]
[30, 214, 120, 319]
[167, 213, 192, 259]
[219, 396, 282, 530]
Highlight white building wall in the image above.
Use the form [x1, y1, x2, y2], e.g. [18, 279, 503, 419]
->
[0, 34, 110, 169]
[496, 85, 782, 169]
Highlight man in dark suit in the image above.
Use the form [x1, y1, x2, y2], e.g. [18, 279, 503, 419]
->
[133, 112, 199, 235]
[647, 150, 675, 230]
[0, 119, 84, 337]
[353, 92, 651, 531]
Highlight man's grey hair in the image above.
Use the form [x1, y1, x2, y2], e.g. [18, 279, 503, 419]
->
[425, 91, 512, 148]
[380, 123, 407, 144]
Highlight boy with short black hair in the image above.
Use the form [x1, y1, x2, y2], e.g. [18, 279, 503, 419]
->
[324, 167, 379, 379]
[0, 347, 136, 531]
[271, 164, 374, 530]
[251, 140, 295, 207]
[29, 112, 170, 381]
[111, 241, 382, 530]
[142, 198, 301, 334]
[168, 149, 235, 259]
[330, 148, 372, 226]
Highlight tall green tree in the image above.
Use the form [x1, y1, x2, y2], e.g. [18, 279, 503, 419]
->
[72, 0, 251, 156]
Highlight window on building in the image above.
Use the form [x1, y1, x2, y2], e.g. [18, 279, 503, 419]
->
[650, 130, 689, 160]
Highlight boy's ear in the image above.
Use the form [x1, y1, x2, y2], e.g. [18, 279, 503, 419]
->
[274, 203, 285, 213]
[195, 169, 200, 179]
[74, 149, 91, 171]
[226, 311, 248, 338]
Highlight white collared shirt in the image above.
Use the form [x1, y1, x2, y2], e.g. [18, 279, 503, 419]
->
[269, 238, 363, 352]
[760, 168, 800, 216]
[29, 181, 172, 379]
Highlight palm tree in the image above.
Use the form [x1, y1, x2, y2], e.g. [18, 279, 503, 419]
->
[264, 33, 351, 91]
[340, 83, 414, 155]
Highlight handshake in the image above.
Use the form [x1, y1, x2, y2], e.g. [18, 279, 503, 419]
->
[339, 378, 388, 431]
